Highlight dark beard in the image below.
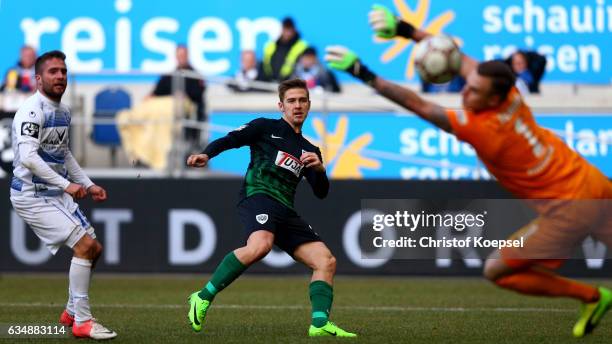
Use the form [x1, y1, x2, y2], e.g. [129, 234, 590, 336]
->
[43, 83, 65, 101]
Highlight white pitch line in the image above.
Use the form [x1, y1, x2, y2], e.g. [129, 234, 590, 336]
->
[0, 303, 575, 313]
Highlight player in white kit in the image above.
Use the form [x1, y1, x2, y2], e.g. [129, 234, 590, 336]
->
[10, 50, 116, 340]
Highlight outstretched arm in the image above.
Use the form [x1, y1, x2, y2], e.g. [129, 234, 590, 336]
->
[187, 118, 263, 168]
[369, 4, 478, 78]
[372, 77, 451, 132]
[368, 4, 430, 42]
[187, 135, 240, 168]
[325, 47, 451, 132]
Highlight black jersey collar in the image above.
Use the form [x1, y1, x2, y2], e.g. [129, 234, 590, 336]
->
[279, 117, 303, 136]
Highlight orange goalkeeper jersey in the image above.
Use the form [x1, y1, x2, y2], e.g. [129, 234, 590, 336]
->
[446, 87, 611, 199]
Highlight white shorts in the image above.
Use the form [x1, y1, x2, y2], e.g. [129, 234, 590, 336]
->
[10, 192, 96, 255]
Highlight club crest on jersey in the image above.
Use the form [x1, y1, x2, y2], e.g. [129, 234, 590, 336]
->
[256, 214, 268, 224]
[21, 122, 40, 138]
[275, 151, 304, 177]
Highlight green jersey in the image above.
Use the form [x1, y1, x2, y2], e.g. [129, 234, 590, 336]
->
[203, 117, 329, 208]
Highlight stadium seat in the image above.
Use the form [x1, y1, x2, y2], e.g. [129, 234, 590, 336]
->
[92, 87, 131, 166]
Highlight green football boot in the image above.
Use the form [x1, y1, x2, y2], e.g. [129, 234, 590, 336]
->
[187, 292, 210, 332]
[308, 321, 357, 338]
[572, 287, 612, 338]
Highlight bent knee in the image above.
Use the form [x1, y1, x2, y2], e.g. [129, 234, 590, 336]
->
[85, 242, 102, 260]
[249, 241, 273, 260]
[76, 240, 102, 260]
[328, 255, 337, 271]
[315, 254, 336, 273]
[94, 242, 103, 259]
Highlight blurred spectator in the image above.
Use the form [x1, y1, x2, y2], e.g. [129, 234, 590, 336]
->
[1, 45, 37, 93]
[152, 44, 206, 151]
[262, 17, 309, 82]
[421, 75, 465, 93]
[505, 50, 547, 94]
[510, 52, 533, 95]
[292, 47, 341, 93]
[226, 50, 270, 92]
[152, 45, 206, 119]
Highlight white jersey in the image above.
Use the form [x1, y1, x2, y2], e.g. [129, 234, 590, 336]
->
[11, 91, 91, 198]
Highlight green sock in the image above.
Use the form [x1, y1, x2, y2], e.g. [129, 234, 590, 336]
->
[309, 280, 333, 327]
[198, 251, 247, 302]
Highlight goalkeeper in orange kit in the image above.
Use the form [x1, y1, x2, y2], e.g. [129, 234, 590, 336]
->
[325, 4, 612, 338]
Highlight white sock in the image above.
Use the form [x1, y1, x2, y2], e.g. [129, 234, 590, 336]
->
[66, 287, 75, 316]
[69, 257, 93, 323]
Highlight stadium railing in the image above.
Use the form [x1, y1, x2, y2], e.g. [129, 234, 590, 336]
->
[0, 72, 611, 179]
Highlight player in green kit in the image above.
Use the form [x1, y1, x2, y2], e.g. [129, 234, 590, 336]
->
[185, 79, 356, 338]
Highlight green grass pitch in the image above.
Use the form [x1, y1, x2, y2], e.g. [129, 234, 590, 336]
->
[1, 274, 611, 343]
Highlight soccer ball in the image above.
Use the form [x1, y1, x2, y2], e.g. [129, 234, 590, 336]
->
[414, 34, 461, 84]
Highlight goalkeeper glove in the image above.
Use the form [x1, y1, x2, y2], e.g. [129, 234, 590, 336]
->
[324, 46, 377, 85]
[368, 4, 416, 39]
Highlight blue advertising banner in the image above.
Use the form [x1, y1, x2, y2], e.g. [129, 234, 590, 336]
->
[1, 0, 610, 82]
[207, 112, 612, 179]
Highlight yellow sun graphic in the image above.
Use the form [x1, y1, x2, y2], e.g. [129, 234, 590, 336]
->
[306, 115, 380, 179]
[376, 0, 460, 79]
